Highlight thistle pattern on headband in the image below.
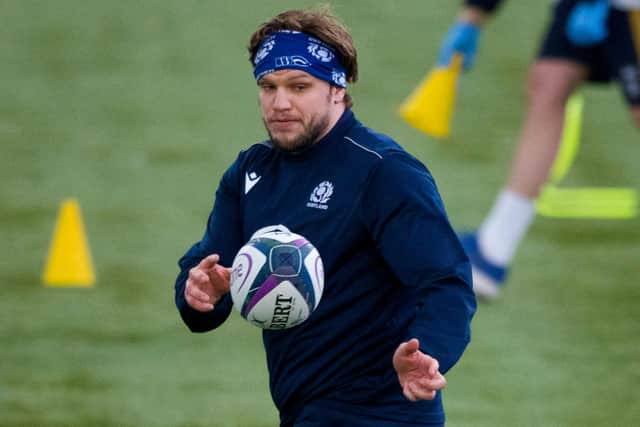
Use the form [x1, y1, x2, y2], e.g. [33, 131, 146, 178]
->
[253, 30, 347, 88]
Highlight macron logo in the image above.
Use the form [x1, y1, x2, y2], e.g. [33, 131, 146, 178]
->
[245, 171, 261, 194]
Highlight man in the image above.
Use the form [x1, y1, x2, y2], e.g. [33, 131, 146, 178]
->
[439, 0, 640, 299]
[174, 7, 476, 427]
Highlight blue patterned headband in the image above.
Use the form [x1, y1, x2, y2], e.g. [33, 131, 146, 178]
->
[253, 30, 347, 88]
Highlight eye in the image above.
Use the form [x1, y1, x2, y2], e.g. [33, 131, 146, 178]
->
[259, 82, 276, 91]
[293, 84, 308, 92]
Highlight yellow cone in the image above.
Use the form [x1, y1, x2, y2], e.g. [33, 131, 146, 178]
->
[399, 55, 463, 139]
[42, 198, 95, 287]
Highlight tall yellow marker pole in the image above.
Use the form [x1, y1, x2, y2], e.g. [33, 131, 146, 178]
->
[548, 92, 584, 184]
[42, 198, 95, 287]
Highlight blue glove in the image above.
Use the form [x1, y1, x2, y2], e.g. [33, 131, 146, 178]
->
[566, 0, 610, 47]
[437, 21, 481, 71]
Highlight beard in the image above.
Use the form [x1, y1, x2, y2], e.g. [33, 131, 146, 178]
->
[263, 111, 331, 153]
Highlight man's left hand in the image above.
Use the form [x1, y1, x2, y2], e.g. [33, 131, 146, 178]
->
[393, 338, 446, 401]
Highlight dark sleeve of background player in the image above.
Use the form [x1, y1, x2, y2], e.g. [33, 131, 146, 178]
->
[464, 0, 504, 13]
[174, 161, 244, 333]
[362, 153, 477, 374]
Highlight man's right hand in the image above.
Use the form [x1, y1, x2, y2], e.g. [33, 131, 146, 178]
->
[185, 254, 231, 312]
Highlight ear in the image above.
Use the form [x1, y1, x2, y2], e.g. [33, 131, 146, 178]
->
[331, 86, 346, 104]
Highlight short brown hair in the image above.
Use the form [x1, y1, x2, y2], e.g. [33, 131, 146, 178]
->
[248, 5, 358, 108]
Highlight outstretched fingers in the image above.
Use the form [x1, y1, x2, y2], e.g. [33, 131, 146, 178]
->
[211, 263, 231, 294]
[394, 338, 447, 402]
[185, 256, 221, 312]
[398, 338, 420, 357]
[185, 277, 215, 312]
[393, 338, 420, 370]
[405, 382, 437, 401]
[402, 373, 446, 402]
[198, 254, 220, 271]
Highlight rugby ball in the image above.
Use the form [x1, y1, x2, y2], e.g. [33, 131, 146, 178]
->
[230, 225, 324, 329]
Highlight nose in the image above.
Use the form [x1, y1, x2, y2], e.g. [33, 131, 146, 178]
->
[272, 88, 292, 111]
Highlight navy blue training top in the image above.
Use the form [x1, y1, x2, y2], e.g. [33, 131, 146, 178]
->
[175, 110, 476, 426]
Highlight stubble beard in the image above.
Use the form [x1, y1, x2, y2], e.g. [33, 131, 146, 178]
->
[264, 113, 331, 153]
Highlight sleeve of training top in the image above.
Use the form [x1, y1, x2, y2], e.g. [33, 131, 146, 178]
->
[464, 0, 504, 13]
[174, 159, 244, 333]
[362, 153, 476, 374]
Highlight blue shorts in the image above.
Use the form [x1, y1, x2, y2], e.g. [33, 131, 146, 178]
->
[539, 0, 640, 105]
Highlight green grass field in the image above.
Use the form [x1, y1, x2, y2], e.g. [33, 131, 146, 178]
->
[2, 1, 639, 426]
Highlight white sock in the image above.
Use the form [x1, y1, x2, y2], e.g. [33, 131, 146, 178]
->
[477, 189, 536, 266]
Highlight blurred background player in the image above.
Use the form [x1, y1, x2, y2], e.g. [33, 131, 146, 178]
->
[439, 0, 640, 299]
